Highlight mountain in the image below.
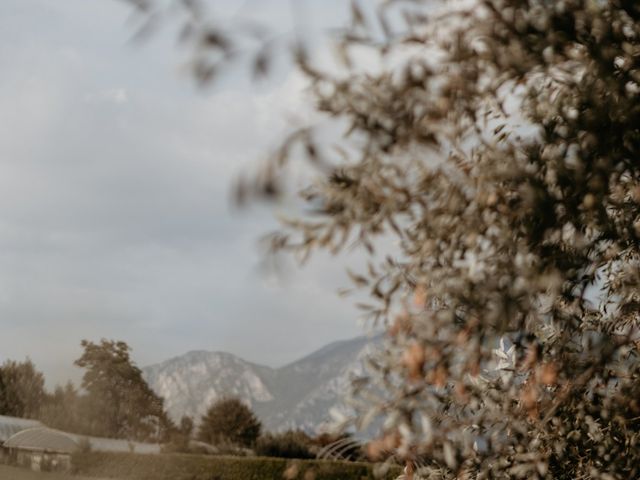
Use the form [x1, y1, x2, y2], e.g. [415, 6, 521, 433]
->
[142, 335, 380, 433]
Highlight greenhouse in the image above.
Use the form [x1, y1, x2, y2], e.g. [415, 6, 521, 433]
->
[2, 427, 78, 472]
[0, 415, 42, 443]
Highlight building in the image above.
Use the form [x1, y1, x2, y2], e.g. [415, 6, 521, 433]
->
[67, 433, 161, 454]
[0, 415, 44, 464]
[0, 415, 43, 444]
[2, 427, 78, 472]
[0, 414, 161, 473]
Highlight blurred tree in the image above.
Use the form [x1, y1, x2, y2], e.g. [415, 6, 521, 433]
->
[179, 414, 194, 438]
[256, 429, 314, 459]
[198, 397, 261, 448]
[311, 432, 363, 462]
[162, 415, 195, 453]
[39, 382, 82, 433]
[0, 359, 45, 419]
[75, 339, 171, 442]
[126, 0, 640, 477]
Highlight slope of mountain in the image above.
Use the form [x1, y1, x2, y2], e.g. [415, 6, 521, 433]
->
[142, 335, 380, 433]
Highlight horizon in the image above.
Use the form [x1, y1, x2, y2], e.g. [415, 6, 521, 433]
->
[7, 331, 374, 390]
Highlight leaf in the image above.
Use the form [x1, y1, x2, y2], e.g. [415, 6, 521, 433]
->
[443, 441, 457, 469]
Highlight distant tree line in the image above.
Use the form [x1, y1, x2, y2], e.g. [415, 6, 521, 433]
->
[0, 339, 172, 443]
[164, 395, 362, 460]
[0, 341, 361, 461]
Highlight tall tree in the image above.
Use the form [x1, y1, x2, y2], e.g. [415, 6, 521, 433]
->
[179, 415, 194, 438]
[74, 339, 170, 442]
[198, 397, 261, 448]
[0, 359, 45, 419]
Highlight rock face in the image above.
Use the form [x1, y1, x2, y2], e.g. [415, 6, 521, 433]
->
[142, 335, 379, 433]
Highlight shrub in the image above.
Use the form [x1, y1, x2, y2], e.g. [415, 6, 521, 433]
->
[198, 397, 261, 448]
[309, 433, 363, 462]
[256, 430, 314, 459]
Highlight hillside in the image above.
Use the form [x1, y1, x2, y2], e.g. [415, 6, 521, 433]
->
[142, 335, 380, 432]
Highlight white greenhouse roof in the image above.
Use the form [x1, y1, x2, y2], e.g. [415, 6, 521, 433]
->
[4, 427, 78, 454]
[0, 415, 43, 442]
[0, 415, 160, 454]
[67, 433, 161, 454]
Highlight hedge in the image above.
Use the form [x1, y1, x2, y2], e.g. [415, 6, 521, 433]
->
[71, 451, 402, 480]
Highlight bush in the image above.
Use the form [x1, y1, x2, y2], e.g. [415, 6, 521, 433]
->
[72, 451, 401, 480]
[198, 397, 261, 448]
[309, 433, 364, 462]
[256, 430, 314, 459]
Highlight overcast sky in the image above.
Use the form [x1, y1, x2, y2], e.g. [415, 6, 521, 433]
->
[0, 0, 369, 386]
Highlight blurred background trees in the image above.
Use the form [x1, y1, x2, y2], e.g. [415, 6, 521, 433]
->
[74, 339, 172, 442]
[39, 382, 83, 433]
[0, 359, 45, 419]
[255, 430, 315, 459]
[0, 340, 172, 444]
[197, 396, 261, 448]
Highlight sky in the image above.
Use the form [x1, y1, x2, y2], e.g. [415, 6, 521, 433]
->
[0, 0, 368, 387]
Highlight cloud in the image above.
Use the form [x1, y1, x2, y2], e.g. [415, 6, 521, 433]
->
[84, 88, 129, 105]
[0, 0, 365, 387]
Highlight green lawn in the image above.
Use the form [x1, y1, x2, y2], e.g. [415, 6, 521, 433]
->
[0, 464, 108, 480]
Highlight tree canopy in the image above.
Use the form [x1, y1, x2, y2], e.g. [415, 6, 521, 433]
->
[39, 382, 83, 434]
[198, 397, 261, 448]
[74, 339, 171, 442]
[127, 0, 640, 478]
[0, 359, 45, 419]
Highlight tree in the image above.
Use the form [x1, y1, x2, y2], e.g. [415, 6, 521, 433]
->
[0, 359, 46, 419]
[197, 397, 261, 448]
[39, 382, 82, 433]
[162, 414, 195, 453]
[128, 0, 640, 477]
[256, 430, 314, 459]
[74, 339, 170, 442]
[179, 414, 194, 438]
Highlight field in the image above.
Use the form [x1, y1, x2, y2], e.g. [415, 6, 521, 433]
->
[0, 464, 108, 480]
[72, 451, 401, 480]
[1, 453, 401, 480]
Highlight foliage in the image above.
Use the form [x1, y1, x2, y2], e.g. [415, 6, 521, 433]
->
[39, 382, 83, 432]
[197, 397, 261, 448]
[74, 339, 171, 442]
[310, 432, 364, 462]
[128, 0, 640, 478]
[162, 415, 199, 454]
[71, 451, 401, 480]
[179, 414, 194, 438]
[256, 430, 314, 459]
[0, 344, 173, 443]
[0, 359, 46, 419]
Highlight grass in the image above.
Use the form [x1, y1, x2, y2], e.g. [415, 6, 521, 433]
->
[0, 464, 109, 480]
[72, 451, 402, 480]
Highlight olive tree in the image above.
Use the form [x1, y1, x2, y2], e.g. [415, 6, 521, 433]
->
[127, 1, 640, 478]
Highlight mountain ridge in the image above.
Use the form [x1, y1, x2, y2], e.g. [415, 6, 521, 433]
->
[142, 334, 381, 433]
